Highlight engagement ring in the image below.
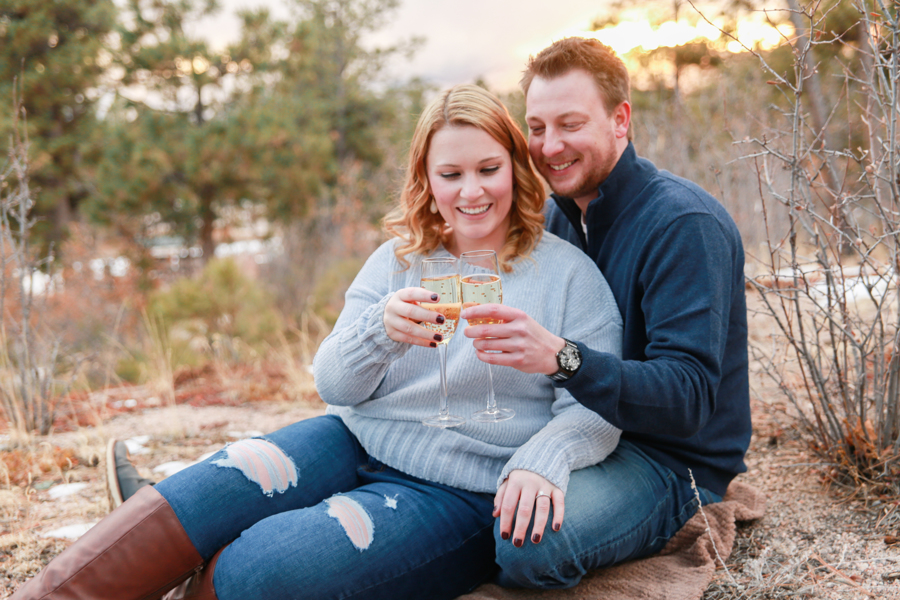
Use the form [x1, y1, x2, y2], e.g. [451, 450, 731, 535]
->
[536, 491, 551, 499]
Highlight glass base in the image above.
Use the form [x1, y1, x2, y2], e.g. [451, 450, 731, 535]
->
[471, 407, 515, 423]
[422, 414, 467, 428]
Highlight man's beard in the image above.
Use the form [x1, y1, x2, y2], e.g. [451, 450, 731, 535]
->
[542, 157, 614, 200]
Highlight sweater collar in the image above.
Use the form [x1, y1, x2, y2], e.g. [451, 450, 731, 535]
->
[551, 142, 656, 232]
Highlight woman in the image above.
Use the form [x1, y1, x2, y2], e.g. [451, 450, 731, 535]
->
[12, 85, 622, 600]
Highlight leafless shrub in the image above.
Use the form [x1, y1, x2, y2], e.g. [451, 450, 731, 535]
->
[0, 79, 80, 436]
[711, 0, 900, 494]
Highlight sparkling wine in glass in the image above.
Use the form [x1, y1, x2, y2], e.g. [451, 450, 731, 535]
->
[420, 257, 466, 428]
[460, 250, 515, 423]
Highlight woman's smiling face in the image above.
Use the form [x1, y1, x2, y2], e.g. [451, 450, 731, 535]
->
[426, 125, 514, 256]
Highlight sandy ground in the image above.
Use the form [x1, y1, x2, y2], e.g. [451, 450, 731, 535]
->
[2, 390, 900, 598]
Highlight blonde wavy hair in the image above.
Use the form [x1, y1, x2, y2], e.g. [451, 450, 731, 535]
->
[383, 85, 545, 273]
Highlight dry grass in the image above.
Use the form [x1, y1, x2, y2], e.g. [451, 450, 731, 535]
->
[0, 445, 80, 488]
[0, 532, 69, 584]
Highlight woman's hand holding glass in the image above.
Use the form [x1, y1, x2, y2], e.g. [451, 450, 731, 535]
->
[494, 469, 564, 547]
[383, 288, 449, 348]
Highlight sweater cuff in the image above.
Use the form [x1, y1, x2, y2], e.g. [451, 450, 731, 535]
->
[337, 293, 408, 371]
[553, 343, 622, 409]
[496, 405, 622, 495]
[498, 438, 573, 494]
[497, 423, 598, 495]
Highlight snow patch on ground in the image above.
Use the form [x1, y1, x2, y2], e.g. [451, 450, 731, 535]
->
[40, 523, 96, 540]
[153, 450, 220, 477]
[47, 483, 89, 500]
[227, 430, 265, 439]
[124, 436, 151, 455]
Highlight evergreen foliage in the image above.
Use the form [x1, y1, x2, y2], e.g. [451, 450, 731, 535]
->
[82, 0, 417, 263]
[0, 0, 116, 246]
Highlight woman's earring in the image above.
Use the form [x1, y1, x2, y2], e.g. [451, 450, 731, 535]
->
[429, 198, 438, 214]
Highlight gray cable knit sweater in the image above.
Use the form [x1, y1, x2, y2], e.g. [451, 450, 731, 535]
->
[314, 232, 623, 494]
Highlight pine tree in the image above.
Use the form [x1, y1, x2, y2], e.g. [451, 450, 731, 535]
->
[0, 0, 117, 247]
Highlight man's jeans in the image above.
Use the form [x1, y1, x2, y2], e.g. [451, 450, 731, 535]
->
[155, 415, 496, 600]
[494, 439, 723, 589]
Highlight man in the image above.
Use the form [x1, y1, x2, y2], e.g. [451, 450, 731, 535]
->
[462, 37, 750, 589]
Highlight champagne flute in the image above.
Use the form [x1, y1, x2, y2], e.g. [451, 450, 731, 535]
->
[460, 250, 515, 423]
[420, 257, 466, 428]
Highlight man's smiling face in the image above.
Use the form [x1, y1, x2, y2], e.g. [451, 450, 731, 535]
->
[525, 69, 630, 208]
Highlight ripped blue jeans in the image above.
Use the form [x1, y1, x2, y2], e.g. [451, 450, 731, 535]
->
[154, 415, 496, 600]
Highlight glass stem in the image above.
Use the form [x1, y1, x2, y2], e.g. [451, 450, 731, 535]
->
[485, 363, 497, 413]
[438, 343, 450, 419]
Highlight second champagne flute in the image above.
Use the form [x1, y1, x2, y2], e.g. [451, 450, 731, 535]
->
[420, 256, 466, 428]
[460, 250, 515, 423]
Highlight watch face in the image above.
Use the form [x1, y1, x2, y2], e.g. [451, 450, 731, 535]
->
[559, 346, 580, 371]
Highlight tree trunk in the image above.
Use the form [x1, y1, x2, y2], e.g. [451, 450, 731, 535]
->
[199, 194, 216, 264]
[860, 13, 888, 208]
[53, 192, 71, 244]
[787, 0, 848, 251]
[786, 0, 841, 196]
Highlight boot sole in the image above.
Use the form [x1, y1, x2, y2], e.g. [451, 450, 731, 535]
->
[106, 439, 125, 511]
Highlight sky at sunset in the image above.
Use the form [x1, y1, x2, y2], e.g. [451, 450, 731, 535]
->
[194, 0, 610, 90]
[194, 0, 790, 92]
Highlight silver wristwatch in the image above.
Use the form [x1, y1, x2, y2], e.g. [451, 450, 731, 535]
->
[548, 339, 582, 382]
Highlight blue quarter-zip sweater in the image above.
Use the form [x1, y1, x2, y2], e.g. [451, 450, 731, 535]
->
[545, 142, 750, 497]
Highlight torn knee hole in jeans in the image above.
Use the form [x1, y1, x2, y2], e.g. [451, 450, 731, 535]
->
[325, 495, 375, 551]
[212, 438, 299, 497]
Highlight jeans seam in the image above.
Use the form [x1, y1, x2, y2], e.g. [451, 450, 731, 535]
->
[338, 521, 496, 599]
[673, 495, 700, 526]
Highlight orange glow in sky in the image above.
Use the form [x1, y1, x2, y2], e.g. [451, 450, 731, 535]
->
[505, 9, 794, 92]
[551, 10, 794, 57]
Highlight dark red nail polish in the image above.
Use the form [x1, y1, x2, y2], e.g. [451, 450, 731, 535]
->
[513, 538, 523, 547]
[431, 293, 439, 301]
[532, 533, 541, 543]
[430, 342, 437, 348]
[436, 314, 445, 324]
[434, 334, 442, 342]
[553, 523, 560, 532]
[493, 505, 498, 513]
[501, 531, 510, 540]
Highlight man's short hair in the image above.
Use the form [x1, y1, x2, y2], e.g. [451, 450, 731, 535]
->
[521, 37, 631, 116]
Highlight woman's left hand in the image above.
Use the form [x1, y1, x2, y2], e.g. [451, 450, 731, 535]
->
[494, 469, 564, 547]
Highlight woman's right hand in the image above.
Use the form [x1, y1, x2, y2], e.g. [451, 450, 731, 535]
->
[494, 469, 564, 547]
[383, 287, 446, 348]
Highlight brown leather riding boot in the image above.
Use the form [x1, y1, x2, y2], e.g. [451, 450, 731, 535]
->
[162, 546, 225, 600]
[11, 486, 204, 600]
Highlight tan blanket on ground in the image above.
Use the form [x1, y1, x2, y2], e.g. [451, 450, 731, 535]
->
[460, 481, 766, 600]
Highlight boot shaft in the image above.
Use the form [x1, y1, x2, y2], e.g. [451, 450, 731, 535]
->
[11, 486, 203, 600]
